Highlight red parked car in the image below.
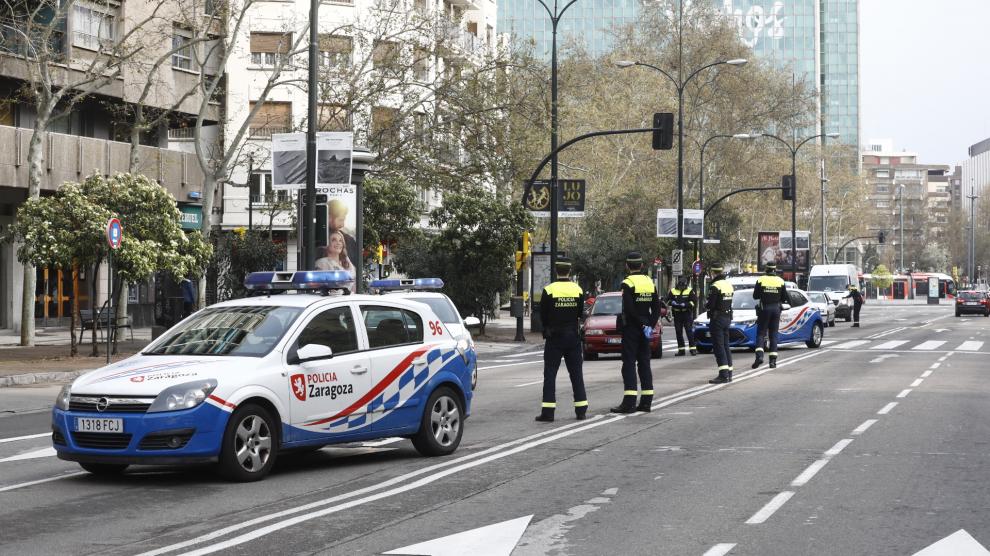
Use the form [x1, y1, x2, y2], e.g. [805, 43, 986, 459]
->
[581, 292, 663, 361]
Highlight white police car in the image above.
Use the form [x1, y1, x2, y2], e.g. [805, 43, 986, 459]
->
[370, 278, 481, 389]
[52, 271, 477, 481]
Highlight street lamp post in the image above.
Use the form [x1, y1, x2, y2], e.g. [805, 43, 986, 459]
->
[968, 190, 979, 282]
[615, 56, 746, 271]
[696, 133, 754, 265]
[758, 131, 839, 278]
[898, 184, 905, 273]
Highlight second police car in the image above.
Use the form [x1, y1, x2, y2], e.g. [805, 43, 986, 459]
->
[51, 271, 476, 481]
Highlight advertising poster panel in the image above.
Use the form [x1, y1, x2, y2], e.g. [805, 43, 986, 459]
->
[682, 209, 704, 239]
[656, 209, 677, 238]
[758, 231, 810, 272]
[271, 133, 307, 190]
[314, 132, 357, 289]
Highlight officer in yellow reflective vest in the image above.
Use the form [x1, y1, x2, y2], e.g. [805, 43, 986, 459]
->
[611, 252, 661, 413]
[664, 277, 697, 356]
[706, 264, 735, 384]
[752, 263, 788, 369]
[536, 257, 588, 422]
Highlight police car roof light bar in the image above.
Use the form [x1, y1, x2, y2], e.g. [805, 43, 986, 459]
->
[369, 278, 444, 291]
[244, 271, 353, 295]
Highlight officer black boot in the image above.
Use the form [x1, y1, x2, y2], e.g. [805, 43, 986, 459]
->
[610, 394, 638, 414]
[769, 355, 777, 369]
[751, 350, 764, 369]
[675, 348, 686, 357]
[635, 394, 653, 412]
[575, 403, 588, 420]
[689, 346, 697, 356]
[726, 368, 733, 382]
[852, 322, 860, 328]
[709, 368, 730, 384]
[534, 407, 555, 422]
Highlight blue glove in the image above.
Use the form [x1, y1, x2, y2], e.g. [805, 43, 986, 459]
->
[642, 325, 653, 340]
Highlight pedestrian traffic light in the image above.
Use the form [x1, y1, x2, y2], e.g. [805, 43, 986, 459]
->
[522, 231, 531, 254]
[652, 112, 674, 150]
[514, 251, 526, 271]
[781, 175, 795, 201]
[878, 231, 885, 244]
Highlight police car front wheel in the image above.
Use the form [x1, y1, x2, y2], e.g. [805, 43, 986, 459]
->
[412, 387, 463, 457]
[219, 404, 278, 482]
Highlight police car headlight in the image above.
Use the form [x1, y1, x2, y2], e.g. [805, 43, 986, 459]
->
[55, 385, 71, 411]
[148, 379, 218, 413]
[456, 338, 472, 363]
[585, 329, 604, 336]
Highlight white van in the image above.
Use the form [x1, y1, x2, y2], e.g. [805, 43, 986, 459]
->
[808, 264, 860, 321]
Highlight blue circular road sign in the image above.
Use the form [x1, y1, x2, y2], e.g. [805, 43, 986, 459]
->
[693, 260, 703, 275]
[106, 217, 123, 250]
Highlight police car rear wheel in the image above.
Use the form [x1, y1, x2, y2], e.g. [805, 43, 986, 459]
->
[219, 404, 277, 481]
[79, 462, 128, 476]
[412, 387, 463, 457]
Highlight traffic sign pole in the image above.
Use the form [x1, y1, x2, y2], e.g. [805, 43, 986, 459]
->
[105, 218, 123, 364]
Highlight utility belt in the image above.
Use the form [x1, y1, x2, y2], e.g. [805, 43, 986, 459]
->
[546, 324, 579, 336]
[710, 309, 733, 318]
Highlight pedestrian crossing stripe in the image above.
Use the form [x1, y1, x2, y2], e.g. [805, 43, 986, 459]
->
[912, 341, 946, 351]
[828, 340, 984, 352]
[957, 341, 983, 351]
[871, 340, 908, 350]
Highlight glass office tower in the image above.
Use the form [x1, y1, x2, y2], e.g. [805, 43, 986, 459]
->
[497, 0, 860, 151]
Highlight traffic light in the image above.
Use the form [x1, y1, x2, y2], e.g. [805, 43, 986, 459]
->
[878, 231, 885, 244]
[652, 112, 674, 150]
[781, 175, 795, 201]
[514, 251, 526, 272]
[522, 231, 531, 254]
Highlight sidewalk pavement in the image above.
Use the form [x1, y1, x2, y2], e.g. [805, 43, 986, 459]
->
[0, 315, 541, 388]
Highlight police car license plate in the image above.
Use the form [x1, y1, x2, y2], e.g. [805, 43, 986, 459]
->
[75, 417, 123, 433]
[606, 338, 622, 344]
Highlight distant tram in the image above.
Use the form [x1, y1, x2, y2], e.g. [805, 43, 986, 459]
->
[862, 272, 956, 300]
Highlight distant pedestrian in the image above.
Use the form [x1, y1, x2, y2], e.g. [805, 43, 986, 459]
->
[848, 283, 864, 327]
[536, 257, 588, 422]
[664, 278, 697, 356]
[706, 264, 734, 384]
[180, 277, 197, 319]
[752, 263, 787, 369]
[611, 252, 661, 414]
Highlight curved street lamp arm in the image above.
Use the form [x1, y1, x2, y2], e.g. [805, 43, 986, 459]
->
[831, 236, 876, 263]
[557, 0, 580, 20]
[704, 185, 783, 216]
[796, 132, 828, 152]
[633, 62, 678, 88]
[684, 60, 731, 87]
[759, 132, 794, 154]
[534, 0, 554, 22]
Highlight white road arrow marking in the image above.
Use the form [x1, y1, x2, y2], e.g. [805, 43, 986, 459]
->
[869, 354, 899, 363]
[933, 328, 950, 333]
[0, 447, 56, 463]
[384, 515, 533, 556]
[913, 529, 990, 555]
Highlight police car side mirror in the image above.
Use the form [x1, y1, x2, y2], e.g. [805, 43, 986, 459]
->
[291, 344, 334, 364]
[781, 304, 791, 311]
[463, 316, 481, 329]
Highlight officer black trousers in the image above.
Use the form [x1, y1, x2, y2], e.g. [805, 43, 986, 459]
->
[853, 302, 862, 324]
[620, 325, 652, 392]
[673, 312, 695, 349]
[542, 329, 587, 406]
[710, 313, 733, 368]
[755, 304, 781, 354]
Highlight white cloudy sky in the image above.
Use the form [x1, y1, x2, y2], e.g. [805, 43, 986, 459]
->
[860, 0, 990, 165]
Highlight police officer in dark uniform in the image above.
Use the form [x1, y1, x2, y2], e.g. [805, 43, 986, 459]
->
[848, 283, 864, 327]
[536, 257, 588, 422]
[706, 264, 735, 384]
[752, 263, 787, 369]
[664, 278, 697, 356]
[611, 252, 661, 414]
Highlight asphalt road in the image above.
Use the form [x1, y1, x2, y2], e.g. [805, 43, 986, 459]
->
[2, 303, 989, 556]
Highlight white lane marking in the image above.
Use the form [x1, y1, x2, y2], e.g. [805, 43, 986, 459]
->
[703, 544, 737, 556]
[820, 340, 838, 346]
[0, 471, 87, 493]
[479, 361, 539, 371]
[504, 351, 544, 359]
[956, 341, 984, 351]
[870, 340, 908, 350]
[513, 380, 543, 388]
[938, 354, 950, 362]
[0, 447, 56, 463]
[746, 491, 795, 525]
[824, 439, 853, 457]
[897, 389, 912, 399]
[921, 370, 933, 378]
[869, 327, 907, 339]
[910, 379, 924, 387]
[384, 515, 533, 556]
[166, 417, 626, 556]
[832, 340, 870, 350]
[913, 529, 990, 555]
[361, 438, 402, 447]
[852, 419, 877, 435]
[930, 362, 941, 369]
[791, 459, 830, 487]
[878, 402, 898, 415]
[913, 341, 946, 351]
[869, 354, 899, 363]
[0, 432, 50, 444]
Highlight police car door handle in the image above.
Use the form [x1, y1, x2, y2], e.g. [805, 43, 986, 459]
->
[351, 365, 368, 375]
[412, 356, 429, 367]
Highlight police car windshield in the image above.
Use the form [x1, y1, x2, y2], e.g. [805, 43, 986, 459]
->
[808, 276, 850, 292]
[591, 297, 622, 315]
[144, 306, 303, 357]
[411, 297, 460, 323]
[731, 291, 759, 311]
[808, 292, 828, 303]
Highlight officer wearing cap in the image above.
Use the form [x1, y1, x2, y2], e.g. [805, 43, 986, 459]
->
[706, 264, 734, 383]
[536, 257, 588, 422]
[664, 277, 697, 356]
[848, 282, 864, 327]
[752, 262, 787, 369]
[611, 251, 661, 413]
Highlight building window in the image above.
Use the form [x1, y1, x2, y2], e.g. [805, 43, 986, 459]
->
[875, 200, 890, 209]
[372, 40, 400, 72]
[876, 184, 889, 193]
[318, 103, 351, 131]
[413, 48, 429, 81]
[248, 101, 291, 137]
[318, 35, 351, 67]
[250, 32, 292, 68]
[875, 169, 889, 178]
[370, 106, 400, 147]
[73, 1, 117, 50]
[172, 26, 195, 70]
[250, 172, 287, 203]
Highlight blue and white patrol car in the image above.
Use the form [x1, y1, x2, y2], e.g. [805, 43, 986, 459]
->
[693, 288, 824, 352]
[52, 271, 476, 481]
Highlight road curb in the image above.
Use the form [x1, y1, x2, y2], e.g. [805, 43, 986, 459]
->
[0, 369, 93, 388]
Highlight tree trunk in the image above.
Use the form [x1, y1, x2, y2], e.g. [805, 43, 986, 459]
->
[114, 276, 129, 355]
[70, 266, 79, 357]
[197, 174, 218, 309]
[21, 99, 54, 346]
[90, 261, 100, 357]
[129, 106, 143, 173]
